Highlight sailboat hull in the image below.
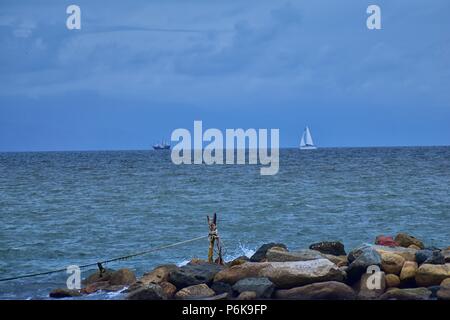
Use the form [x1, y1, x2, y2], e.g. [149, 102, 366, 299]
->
[300, 146, 317, 150]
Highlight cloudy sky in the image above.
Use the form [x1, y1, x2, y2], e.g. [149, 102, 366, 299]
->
[0, 0, 449, 151]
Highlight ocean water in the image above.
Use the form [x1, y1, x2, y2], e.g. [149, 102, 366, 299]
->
[0, 147, 449, 299]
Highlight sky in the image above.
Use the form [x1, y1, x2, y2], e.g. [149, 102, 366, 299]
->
[0, 0, 449, 151]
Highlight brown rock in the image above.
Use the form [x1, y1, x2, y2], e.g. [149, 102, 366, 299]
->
[126, 283, 166, 300]
[109, 268, 136, 286]
[379, 287, 431, 300]
[322, 254, 348, 267]
[159, 281, 177, 299]
[228, 256, 250, 267]
[49, 288, 82, 299]
[82, 269, 114, 285]
[373, 245, 417, 262]
[399, 261, 418, 284]
[140, 264, 177, 285]
[408, 244, 421, 250]
[82, 281, 110, 294]
[266, 247, 324, 262]
[175, 284, 215, 299]
[385, 274, 400, 288]
[274, 281, 356, 300]
[415, 263, 450, 287]
[394, 233, 425, 249]
[380, 252, 405, 275]
[237, 291, 257, 300]
[437, 278, 450, 300]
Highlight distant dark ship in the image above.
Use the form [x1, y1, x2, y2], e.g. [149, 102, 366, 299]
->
[153, 140, 170, 150]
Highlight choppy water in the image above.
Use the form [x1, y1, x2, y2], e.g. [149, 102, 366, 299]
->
[0, 147, 449, 299]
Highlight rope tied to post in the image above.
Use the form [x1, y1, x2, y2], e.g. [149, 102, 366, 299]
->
[207, 213, 224, 265]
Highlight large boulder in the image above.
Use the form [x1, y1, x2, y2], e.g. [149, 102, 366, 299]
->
[232, 277, 274, 299]
[415, 263, 450, 287]
[214, 259, 345, 289]
[139, 264, 178, 285]
[375, 235, 399, 247]
[322, 254, 348, 267]
[169, 262, 224, 289]
[442, 249, 450, 263]
[347, 247, 382, 283]
[126, 283, 166, 300]
[380, 252, 405, 275]
[237, 291, 257, 300]
[274, 281, 355, 300]
[49, 288, 82, 299]
[174, 284, 215, 299]
[159, 281, 177, 299]
[424, 251, 446, 265]
[437, 278, 450, 300]
[373, 245, 417, 262]
[399, 261, 418, 285]
[109, 268, 136, 286]
[394, 233, 425, 249]
[250, 243, 288, 262]
[82, 281, 110, 294]
[354, 271, 386, 299]
[82, 269, 114, 285]
[266, 248, 323, 262]
[309, 241, 346, 256]
[211, 281, 233, 296]
[416, 250, 433, 265]
[379, 287, 431, 300]
[385, 274, 400, 288]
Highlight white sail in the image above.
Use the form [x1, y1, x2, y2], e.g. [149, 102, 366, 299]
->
[305, 126, 314, 146]
[300, 133, 306, 147]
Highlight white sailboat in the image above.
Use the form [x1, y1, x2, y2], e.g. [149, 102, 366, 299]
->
[299, 126, 317, 150]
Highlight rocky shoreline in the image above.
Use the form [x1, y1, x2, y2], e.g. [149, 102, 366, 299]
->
[50, 233, 450, 300]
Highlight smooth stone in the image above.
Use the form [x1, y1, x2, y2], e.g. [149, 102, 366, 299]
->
[274, 281, 356, 300]
[82, 281, 110, 294]
[49, 288, 82, 298]
[109, 268, 136, 286]
[409, 244, 421, 250]
[237, 291, 257, 300]
[400, 261, 418, 285]
[348, 244, 373, 263]
[415, 263, 450, 287]
[232, 277, 274, 299]
[309, 241, 346, 256]
[159, 281, 177, 299]
[126, 283, 166, 300]
[228, 256, 250, 267]
[169, 262, 224, 289]
[174, 284, 215, 299]
[379, 287, 431, 300]
[385, 274, 401, 288]
[424, 251, 446, 265]
[82, 269, 114, 285]
[394, 233, 425, 249]
[323, 254, 348, 267]
[442, 249, 450, 263]
[373, 245, 417, 262]
[380, 252, 405, 275]
[250, 243, 288, 262]
[214, 259, 345, 289]
[437, 278, 450, 300]
[139, 264, 178, 285]
[354, 271, 386, 299]
[211, 281, 233, 296]
[416, 249, 433, 265]
[266, 248, 324, 262]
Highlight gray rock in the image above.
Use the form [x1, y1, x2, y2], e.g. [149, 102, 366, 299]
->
[416, 250, 434, 265]
[266, 248, 324, 262]
[274, 281, 356, 300]
[424, 251, 446, 265]
[211, 281, 233, 296]
[347, 247, 382, 283]
[347, 244, 373, 263]
[126, 283, 166, 300]
[232, 277, 275, 299]
[250, 243, 288, 262]
[309, 241, 346, 256]
[379, 287, 432, 300]
[169, 262, 224, 289]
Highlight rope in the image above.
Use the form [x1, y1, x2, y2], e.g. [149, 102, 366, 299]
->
[0, 235, 208, 282]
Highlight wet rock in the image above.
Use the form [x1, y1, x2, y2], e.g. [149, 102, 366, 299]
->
[174, 284, 215, 299]
[211, 281, 233, 296]
[82, 281, 110, 294]
[375, 235, 399, 247]
[159, 281, 177, 299]
[266, 248, 323, 262]
[309, 241, 346, 256]
[399, 261, 418, 285]
[228, 256, 250, 267]
[274, 281, 356, 300]
[140, 264, 178, 285]
[103, 285, 126, 292]
[109, 268, 136, 286]
[126, 283, 166, 300]
[379, 287, 431, 300]
[415, 263, 450, 287]
[169, 262, 224, 289]
[237, 291, 257, 300]
[214, 259, 345, 289]
[49, 288, 82, 299]
[394, 233, 425, 249]
[82, 269, 114, 285]
[437, 278, 450, 300]
[385, 274, 400, 288]
[347, 247, 382, 283]
[373, 245, 417, 262]
[380, 252, 405, 275]
[424, 251, 446, 265]
[250, 243, 288, 262]
[232, 277, 274, 299]
[416, 250, 433, 265]
[354, 271, 386, 299]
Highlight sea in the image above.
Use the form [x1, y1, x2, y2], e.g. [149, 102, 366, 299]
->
[0, 147, 449, 299]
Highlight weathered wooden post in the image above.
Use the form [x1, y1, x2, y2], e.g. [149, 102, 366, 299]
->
[207, 213, 224, 265]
